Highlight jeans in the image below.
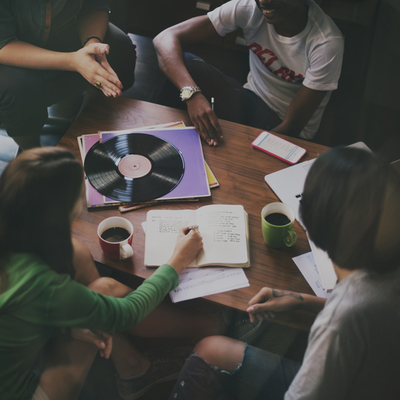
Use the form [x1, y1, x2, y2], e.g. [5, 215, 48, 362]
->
[169, 345, 301, 400]
[156, 53, 283, 133]
[0, 22, 136, 138]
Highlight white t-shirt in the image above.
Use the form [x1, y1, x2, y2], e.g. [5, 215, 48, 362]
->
[208, 0, 344, 139]
[285, 268, 400, 399]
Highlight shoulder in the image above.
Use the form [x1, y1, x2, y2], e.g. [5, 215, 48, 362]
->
[1, 253, 71, 308]
[208, 0, 263, 28]
[306, 0, 344, 46]
[314, 269, 400, 335]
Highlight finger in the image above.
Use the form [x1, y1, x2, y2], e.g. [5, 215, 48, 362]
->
[103, 336, 113, 359]
[195, 119, 213, 146]
[93, 77, 122, 98]
[248, 287, 270, 306]
[91, 42, 110, 55]
[96, 56, 123, 89]
[249, 312, 255, 323]
[209, 113, 223, 141]
[99, 58, 121, 82]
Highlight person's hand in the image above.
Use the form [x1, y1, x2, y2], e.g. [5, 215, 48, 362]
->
[70, 328, 113, 359]
[72, 43, 123, 98]
[186, 94, 223, 146]
[167, 227, 203, 274]
[246, 288, 305, 323]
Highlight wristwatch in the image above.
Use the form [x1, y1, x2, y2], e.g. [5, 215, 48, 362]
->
[180, 86, 201, 102]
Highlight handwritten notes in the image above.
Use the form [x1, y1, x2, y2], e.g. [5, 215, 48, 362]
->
[169, 267, 249, 303]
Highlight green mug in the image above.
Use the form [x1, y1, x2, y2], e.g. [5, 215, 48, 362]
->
[261, 202, 297, 248]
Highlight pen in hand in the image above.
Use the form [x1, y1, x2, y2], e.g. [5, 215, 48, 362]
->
[186, 225, 199, 234]
[210, 97, 215, 141]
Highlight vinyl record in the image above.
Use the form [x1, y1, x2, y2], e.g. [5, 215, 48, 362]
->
[84, 133, 184, 202]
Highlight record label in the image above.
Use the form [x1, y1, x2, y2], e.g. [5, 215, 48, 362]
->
[84, 133, 184, 202]
[118, 154, 152, 178]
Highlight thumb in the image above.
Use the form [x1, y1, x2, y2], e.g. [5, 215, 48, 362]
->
[247, 303, 276, 319]
[247, 302, 272, 314]
[86, 42, 109, 55]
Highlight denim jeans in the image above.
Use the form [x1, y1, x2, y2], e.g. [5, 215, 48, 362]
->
[156, 53, 283, 133]
[168, 345, 301, 400]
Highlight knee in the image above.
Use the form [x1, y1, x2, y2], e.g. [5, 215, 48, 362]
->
[0, 65, 44, 101]
[88, 277, 120, 296]
[105, 23, 136, 90]
[183, 52, 205, 76]
[193, 336, 246, 371]
[193, 336, 230, 364]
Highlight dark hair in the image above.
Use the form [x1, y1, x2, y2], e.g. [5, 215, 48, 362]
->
[0, 147, 84, 287]
[300, 147, 400, 272]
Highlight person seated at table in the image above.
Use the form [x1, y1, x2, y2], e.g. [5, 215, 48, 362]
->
[168, 146, 400, 400]
[0, 0, 136, 150]
[153, 0, 344, 146]
[0, 147, 236, 400]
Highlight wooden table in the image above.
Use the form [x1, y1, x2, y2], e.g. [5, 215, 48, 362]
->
[59, 96, 329, 330]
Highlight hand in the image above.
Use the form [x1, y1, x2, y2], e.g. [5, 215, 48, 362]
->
[246, 288, 304, 323]
[167, 227, 203, 274]
[72, 43, 123, 98]
[186, 94, 223, 146]
[70, 328, 113, 359]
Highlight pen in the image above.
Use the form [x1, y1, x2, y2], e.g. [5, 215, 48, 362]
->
[210, 97, 215, 141]
[187, 225, 199, 233]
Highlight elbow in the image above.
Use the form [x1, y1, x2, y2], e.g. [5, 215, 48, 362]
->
[153, 30, 169, 54]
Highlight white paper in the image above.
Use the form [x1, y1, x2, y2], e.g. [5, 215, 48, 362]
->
[307, 234, 337, 291]
[264, 158, 315, 229]
[169, 267, 249, 303]
[292, 252, 331, 299]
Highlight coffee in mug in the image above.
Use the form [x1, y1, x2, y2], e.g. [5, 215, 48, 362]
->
[101, 227, 131, 243]
[264, 213, 291, 226]
[261, 203, 297, 248]
[97, 217, 134, 260]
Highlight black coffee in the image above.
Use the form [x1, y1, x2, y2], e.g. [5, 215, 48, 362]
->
[101, 227, 130, 242]
[265, 213, 290, 226]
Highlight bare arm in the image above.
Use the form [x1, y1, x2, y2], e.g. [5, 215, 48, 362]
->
[0, 10, 122, 97]
[247, 287, 326, 323]
[271, 85, 327, 137]
[153, 16, 223, 146]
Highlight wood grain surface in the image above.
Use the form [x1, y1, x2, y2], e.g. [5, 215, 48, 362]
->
[59, 96, 329, 330]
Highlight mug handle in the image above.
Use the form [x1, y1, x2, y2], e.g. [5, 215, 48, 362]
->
[120, 243, 134, 259]
[284, 229, 297, 247]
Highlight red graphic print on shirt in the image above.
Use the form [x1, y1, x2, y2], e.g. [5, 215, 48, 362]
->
[249, 42, 304, 83]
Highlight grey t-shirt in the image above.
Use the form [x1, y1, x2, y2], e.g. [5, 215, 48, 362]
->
[285, 268, 400, 399]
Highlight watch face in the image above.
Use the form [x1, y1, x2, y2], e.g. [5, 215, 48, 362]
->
[181, 89, 191, 99]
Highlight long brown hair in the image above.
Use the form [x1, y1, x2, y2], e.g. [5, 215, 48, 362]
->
[0, 147, 84, 289]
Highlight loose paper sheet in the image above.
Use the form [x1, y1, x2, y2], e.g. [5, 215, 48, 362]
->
[292, 252, 331, 299]
[169, 267, 249, 303]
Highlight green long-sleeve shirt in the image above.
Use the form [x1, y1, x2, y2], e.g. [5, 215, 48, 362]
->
[0, 253, 179, 400]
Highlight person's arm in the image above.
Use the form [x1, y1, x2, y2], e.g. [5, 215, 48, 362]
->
[76, 8, 123, 97]
[246, 287, 326, 322]
[45, 228, 203, 333]
[271, 86, 327, 137]
[153, 16, 223, 146]
[0, 11, 122, 98]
